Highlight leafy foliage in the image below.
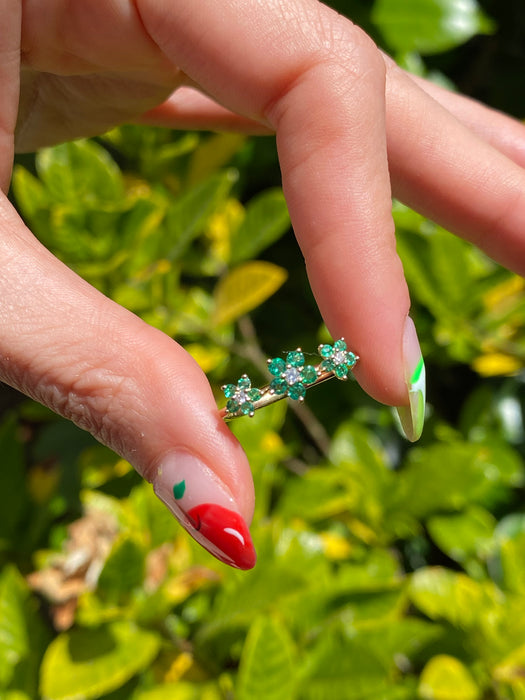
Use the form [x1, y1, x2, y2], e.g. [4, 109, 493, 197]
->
[3, 0, 525, 698]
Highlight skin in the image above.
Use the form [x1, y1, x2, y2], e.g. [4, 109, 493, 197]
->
[2, 0, 525, 526]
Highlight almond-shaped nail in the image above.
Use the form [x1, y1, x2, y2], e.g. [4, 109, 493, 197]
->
[153, 452, 256, 570]
[395, 317, 426, 442]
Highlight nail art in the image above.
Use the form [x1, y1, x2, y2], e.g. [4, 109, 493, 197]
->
[395, 317, 426, 442]
[153, 453, 256, 570]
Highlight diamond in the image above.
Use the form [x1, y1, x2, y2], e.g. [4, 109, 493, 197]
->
[284, 366, 301, 385]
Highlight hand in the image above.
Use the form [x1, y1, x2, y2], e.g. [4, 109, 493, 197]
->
[2, 0, 525, 568]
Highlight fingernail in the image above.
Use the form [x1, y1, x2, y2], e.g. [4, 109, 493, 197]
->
[153, 452, 256, 570]
[395, 317, 426, 442]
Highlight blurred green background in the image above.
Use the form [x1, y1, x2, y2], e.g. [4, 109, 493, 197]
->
[2, 0, 525, 698]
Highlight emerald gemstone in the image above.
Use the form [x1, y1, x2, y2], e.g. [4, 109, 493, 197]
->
[223, 384, 237, 398]
[268, 357, 286, 376]
[334, 339, 347, 352]
[270, 378, 288, 395]
[249, 388, 262, 401]
[319, 344, 333, 358]
[241, 402, 254, 415]
[226, 399, 240, 413]
[334, 365, 348, 379]
[347, 352, 357, 367]
[302, 365, 318, 384]
[286, 350, 304, 367]
[237, 375, 251, 390]
[288, 383, 306, 400]
[321, 358, 334, 372]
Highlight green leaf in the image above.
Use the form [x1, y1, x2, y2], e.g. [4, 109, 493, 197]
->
[229, 189, 290, 264]
[372, 0, 494, 55]
[0, 415, 29, 547]
[236, 616, 297, 700]
[97, 537, 146, 600]
[398, 440, 524, 519]
[165, 170, 237, 261]
[39, 621, 160, 700]
[408, 567, 497, 629]
[299, 632, 390, 700]
[36, 140, 124, 204]
[188, 133, 246, 185]
[0, 566, 29, 688]
[213, 261, 287, 326]
[488, 514, 525, 593]
[427, 506, 496, 565]
[134, 682, 222, 700]
[11, 166, 49, 220]
[418, 655, 481, 699]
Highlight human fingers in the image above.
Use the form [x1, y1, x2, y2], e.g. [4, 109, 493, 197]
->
[138, 86, 271, 134]
[383, 61, 525, 275]
[402, 70, 525, 169]
[0, 195, 256, 569]
[137, 0, 422, 440]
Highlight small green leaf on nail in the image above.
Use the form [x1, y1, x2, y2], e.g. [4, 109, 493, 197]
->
[173, 480, 186, 500]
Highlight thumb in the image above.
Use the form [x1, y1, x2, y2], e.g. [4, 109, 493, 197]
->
[0, 197, 256, 569]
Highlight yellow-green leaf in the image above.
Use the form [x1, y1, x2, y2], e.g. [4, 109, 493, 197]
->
[40, 621, 160, 700]
[213, 261, 287, 327]
[419, 655, 480, 699]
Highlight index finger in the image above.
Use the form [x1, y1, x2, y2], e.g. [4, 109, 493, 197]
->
[137, 0, 412, 411]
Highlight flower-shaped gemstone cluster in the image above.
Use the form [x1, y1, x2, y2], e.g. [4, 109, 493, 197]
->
[222, 375, 262, 416]
[267, 349, 318, 401]
[318, 338, 357, 380]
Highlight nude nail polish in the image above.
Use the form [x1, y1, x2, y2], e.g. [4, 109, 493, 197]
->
[395, 317, 426, 442]
[153, 452, 256, 570]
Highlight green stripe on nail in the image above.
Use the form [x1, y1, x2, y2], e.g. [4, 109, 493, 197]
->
[410, 356, 424, 386]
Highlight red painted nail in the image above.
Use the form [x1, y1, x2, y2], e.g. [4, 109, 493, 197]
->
[187, 503, 256, 570]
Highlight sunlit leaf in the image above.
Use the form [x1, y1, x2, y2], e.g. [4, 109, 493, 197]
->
[213, 261, 287, 326]
[36, 140, 124, 204]
[40, 621, 160, 700]
[229, 189, 290, 264]
[372, 0, 494, 55]
[418, 655, 481, 699]
[408, 567, 498, 629]
[236, 616, 297, 700]
[0, 566, 29, 688]
[427, 506, 496, 564]
[188, 133, 246, 186]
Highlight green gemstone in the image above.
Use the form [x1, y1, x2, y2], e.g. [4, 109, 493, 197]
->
[237, 375, 251, 390]
[249, 388, 262, 401]
[334, 339, 347, 352]
[334, 365, 348, 379]
[321, 358, 335, 372]
[241, 402, 254, 415]
[288, 383, 306, 400]
[286, 350, 304, 367]
[347, 352, 357, 368]
[223, 384, 237, 398]
[226, 399, 240, 413]
[268, 357, 286, 376]
[302, 365, 318, 384]
[270, 378, 288, 395]
[319, 344, 333, 358]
